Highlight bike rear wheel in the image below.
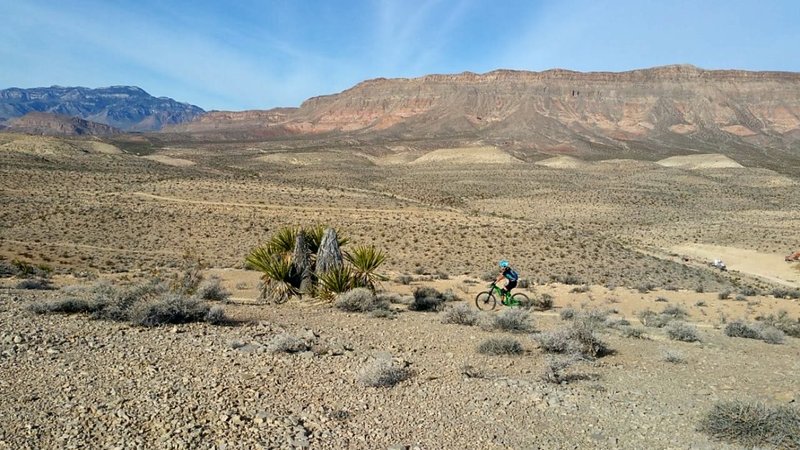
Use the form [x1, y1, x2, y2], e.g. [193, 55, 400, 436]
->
[475, 291, 497, 311]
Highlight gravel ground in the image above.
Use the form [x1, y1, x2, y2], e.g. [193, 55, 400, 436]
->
[1, 288, 798, 449]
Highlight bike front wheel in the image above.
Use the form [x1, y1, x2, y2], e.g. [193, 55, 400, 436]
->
[475, 291, 497, 311]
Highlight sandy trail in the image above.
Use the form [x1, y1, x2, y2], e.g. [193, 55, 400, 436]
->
[672, 243, 800, 288]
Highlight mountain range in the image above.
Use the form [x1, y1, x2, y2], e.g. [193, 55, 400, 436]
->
[0, 85, 204, 132]
[2, 66, 799, 170]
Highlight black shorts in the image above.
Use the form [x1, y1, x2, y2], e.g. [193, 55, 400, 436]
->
[503, 279, 517, 292]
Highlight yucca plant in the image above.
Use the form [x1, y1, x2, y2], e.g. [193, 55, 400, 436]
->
[346, 244, 387, 291]
[306, 225, 349, 256]
[317, 265, 354, 301]
[265, 227, 300, 257]
[245, 245, 298, 302]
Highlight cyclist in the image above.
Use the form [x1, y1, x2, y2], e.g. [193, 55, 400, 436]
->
[494, 260, 519, 298]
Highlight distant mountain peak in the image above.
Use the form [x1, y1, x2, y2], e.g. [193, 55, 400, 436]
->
[0, 86, 204, 131]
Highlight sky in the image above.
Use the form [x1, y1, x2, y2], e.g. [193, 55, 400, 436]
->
[1, 0, 798, 111]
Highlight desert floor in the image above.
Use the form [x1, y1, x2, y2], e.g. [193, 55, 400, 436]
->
[1, 134, 799, 449]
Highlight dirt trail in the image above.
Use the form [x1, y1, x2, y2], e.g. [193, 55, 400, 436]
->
[672, 243, 800, 288]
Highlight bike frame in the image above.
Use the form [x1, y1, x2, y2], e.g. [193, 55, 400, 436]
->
[491, 283, 517, 306]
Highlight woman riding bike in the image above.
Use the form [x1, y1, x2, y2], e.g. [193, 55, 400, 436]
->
[494, 259, 519, 297]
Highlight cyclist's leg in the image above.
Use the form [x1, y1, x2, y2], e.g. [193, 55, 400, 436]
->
[505, 279, 517, 294]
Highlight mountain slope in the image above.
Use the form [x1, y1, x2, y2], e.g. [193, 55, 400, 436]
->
[170, 65, 800, 171]
[0, 86, 204, 131]
[2, 112, 120, 136]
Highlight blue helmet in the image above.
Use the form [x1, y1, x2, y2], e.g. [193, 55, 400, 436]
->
[499, 259, 509, 268]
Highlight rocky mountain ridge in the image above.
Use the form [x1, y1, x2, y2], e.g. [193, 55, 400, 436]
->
[170, 65, 800, 170]
[0, 86, 204, 132]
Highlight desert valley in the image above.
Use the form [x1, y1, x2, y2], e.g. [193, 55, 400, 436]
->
[1, 66, 799, 449]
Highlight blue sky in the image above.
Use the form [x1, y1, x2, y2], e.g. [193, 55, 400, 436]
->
[1, 0, 798, 111]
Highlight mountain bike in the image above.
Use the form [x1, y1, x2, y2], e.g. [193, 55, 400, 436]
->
[475, 283, 530, 311]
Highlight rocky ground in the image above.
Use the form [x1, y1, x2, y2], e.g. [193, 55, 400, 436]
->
[2, 280, 798, 449]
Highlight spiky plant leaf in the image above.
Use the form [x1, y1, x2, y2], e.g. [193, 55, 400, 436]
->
[265, 227, 300, 257]
[345, 245, 388, 290]
[307, 225, 349, 255]
[245, 245, 298, 302]
[317, 266, 354, 301]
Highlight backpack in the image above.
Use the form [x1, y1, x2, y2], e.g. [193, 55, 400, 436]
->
[504, 267, 519, 282]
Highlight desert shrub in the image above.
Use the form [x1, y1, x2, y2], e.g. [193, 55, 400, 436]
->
[196, 276, 230, 302]
[655, 296, 669, 302]
[441, 289, 460, 302]
[459, 364, 487, 379]
[636, 282, 656, 293]
[559, 274, 583, 285]
[534, 322, 610, 358]
[204, 306, 228, 325]
[335, 288, 386, 312]
[483, 309, 533, 333]
[409, 286, 446, 311]
[698, 400, 800, 449]
[368, 308, 397, 319]
[29, 298, 95, 315]
[130, 294, 210, 327]
[376, 292, 405, 304]
[695, 300, 706, 307]
[517, 278, 530, 289]
[772, 287, 800, 299]
[620, 326, 646, 339]
[665, 321, 701, 342]
[639, 305, 688, 328]
[724, 321, 762, 339]
[93, 279, 165, 322]
[10, 259, 51, 278]
[570, 284, 590, 293]
[575, 309, 611, 330]
[16, 278, 53, 290]
[757, 311, 800, 338]
[267, 333, 309, 353]
[477, 337, 523, 355]
[541, 354, 587, 384]
[661, 349, 685, 364]
[358, 356, 411, 387]
[0, 259, 17, 277]
[435, 270, 449, 280]
[481, 271, 495, 282]
[725, 320, 785, 344]
[718, 289, 732, 300]
[440, 304, 478, 326]
[739, 286, 759, 297]
[559, 308, 576, 320]
[169, 259, 205, 295]
[758, 327, 786, 345]
[734, 293, 747, 302]
[536, 293, 554, 310]
[395, 274, 412, 285]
